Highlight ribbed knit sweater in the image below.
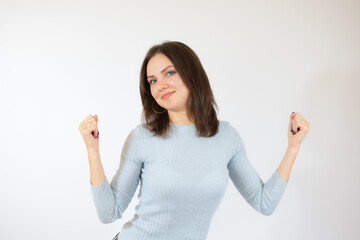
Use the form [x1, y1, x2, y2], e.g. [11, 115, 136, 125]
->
[90, 120, 288, 240]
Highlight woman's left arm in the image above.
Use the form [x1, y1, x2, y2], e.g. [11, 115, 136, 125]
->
[277, 112, 311, 182]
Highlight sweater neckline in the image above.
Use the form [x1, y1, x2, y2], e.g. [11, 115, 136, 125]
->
[169, 122, 196, 133]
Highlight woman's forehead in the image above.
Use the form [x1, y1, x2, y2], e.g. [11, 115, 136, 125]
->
[147, 54, 174, 75]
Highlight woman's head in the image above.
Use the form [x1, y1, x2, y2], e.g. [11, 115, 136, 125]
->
[146, 53, 190, 117]
[139, 40, 219, 138]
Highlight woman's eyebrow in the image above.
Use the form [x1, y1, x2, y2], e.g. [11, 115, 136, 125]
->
[147, 65, 174, 79]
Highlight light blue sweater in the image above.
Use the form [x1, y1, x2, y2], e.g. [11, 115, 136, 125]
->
[90, 120, 288, 240]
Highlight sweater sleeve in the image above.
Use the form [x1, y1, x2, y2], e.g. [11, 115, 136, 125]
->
[89, 125, 143, 223]
[226, 122, 288, 216]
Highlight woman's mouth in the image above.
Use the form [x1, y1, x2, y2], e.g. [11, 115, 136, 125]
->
[161, 91, 175, 100]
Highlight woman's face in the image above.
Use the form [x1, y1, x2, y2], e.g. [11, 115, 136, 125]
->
[147, 53, 190, 113]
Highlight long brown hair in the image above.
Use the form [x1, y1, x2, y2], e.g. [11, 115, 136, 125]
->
[139, 40, 219, 138]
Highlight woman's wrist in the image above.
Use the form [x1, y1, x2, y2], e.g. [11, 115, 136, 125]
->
[287, 144, 300, 153]
[87, 147, 100, 155]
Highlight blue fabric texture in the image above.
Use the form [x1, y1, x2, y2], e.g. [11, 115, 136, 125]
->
[90, 120, 288, 240]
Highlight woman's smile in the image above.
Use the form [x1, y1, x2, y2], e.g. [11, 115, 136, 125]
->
[161, 91, 175, 100]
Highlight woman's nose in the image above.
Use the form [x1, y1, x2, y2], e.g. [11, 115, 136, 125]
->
[157, 78, 168, 90]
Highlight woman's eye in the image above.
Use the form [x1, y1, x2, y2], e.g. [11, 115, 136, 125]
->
[167, 70, 176, 76]
[149, 71, 175, 85]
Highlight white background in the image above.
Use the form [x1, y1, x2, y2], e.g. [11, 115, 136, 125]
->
[1, 0, 359, 239]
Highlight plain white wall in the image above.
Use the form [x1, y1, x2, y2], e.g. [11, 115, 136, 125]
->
[1, 0, 359, 239]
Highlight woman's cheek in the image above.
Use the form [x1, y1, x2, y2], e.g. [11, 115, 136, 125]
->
[151, 88, 158, 99]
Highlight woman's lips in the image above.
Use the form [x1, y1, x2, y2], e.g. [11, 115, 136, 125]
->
[161, 91, 175, 99]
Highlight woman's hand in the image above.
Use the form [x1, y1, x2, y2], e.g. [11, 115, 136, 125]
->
[288, 112, 310, 149]
[78, 114, 100, 151]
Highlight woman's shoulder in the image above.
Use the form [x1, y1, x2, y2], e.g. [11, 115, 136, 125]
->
[134, 123, 153, 138]
[218, 120, 241, 136]
[219, 119, 228, 126]
[133, 123, 144, 134]
[121, 123, 143, 140]
[218, 119, 232, 130]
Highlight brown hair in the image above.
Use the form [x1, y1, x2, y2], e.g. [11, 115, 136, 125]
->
[139, 40, 219, 138]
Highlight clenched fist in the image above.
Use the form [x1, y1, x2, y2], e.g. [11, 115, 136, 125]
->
[78, 114, 100, 151]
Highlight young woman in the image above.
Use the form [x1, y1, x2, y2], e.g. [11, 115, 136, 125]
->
[78, 41, 310, 240]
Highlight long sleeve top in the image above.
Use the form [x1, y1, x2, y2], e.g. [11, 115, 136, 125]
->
[89, 120, 288, 240]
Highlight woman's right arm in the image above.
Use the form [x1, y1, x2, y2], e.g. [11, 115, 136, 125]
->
[79, 115, 143, 223]
[88, 148, 106, 186]
[86, 124, 143, 224]
[78, 114, 106, 186]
